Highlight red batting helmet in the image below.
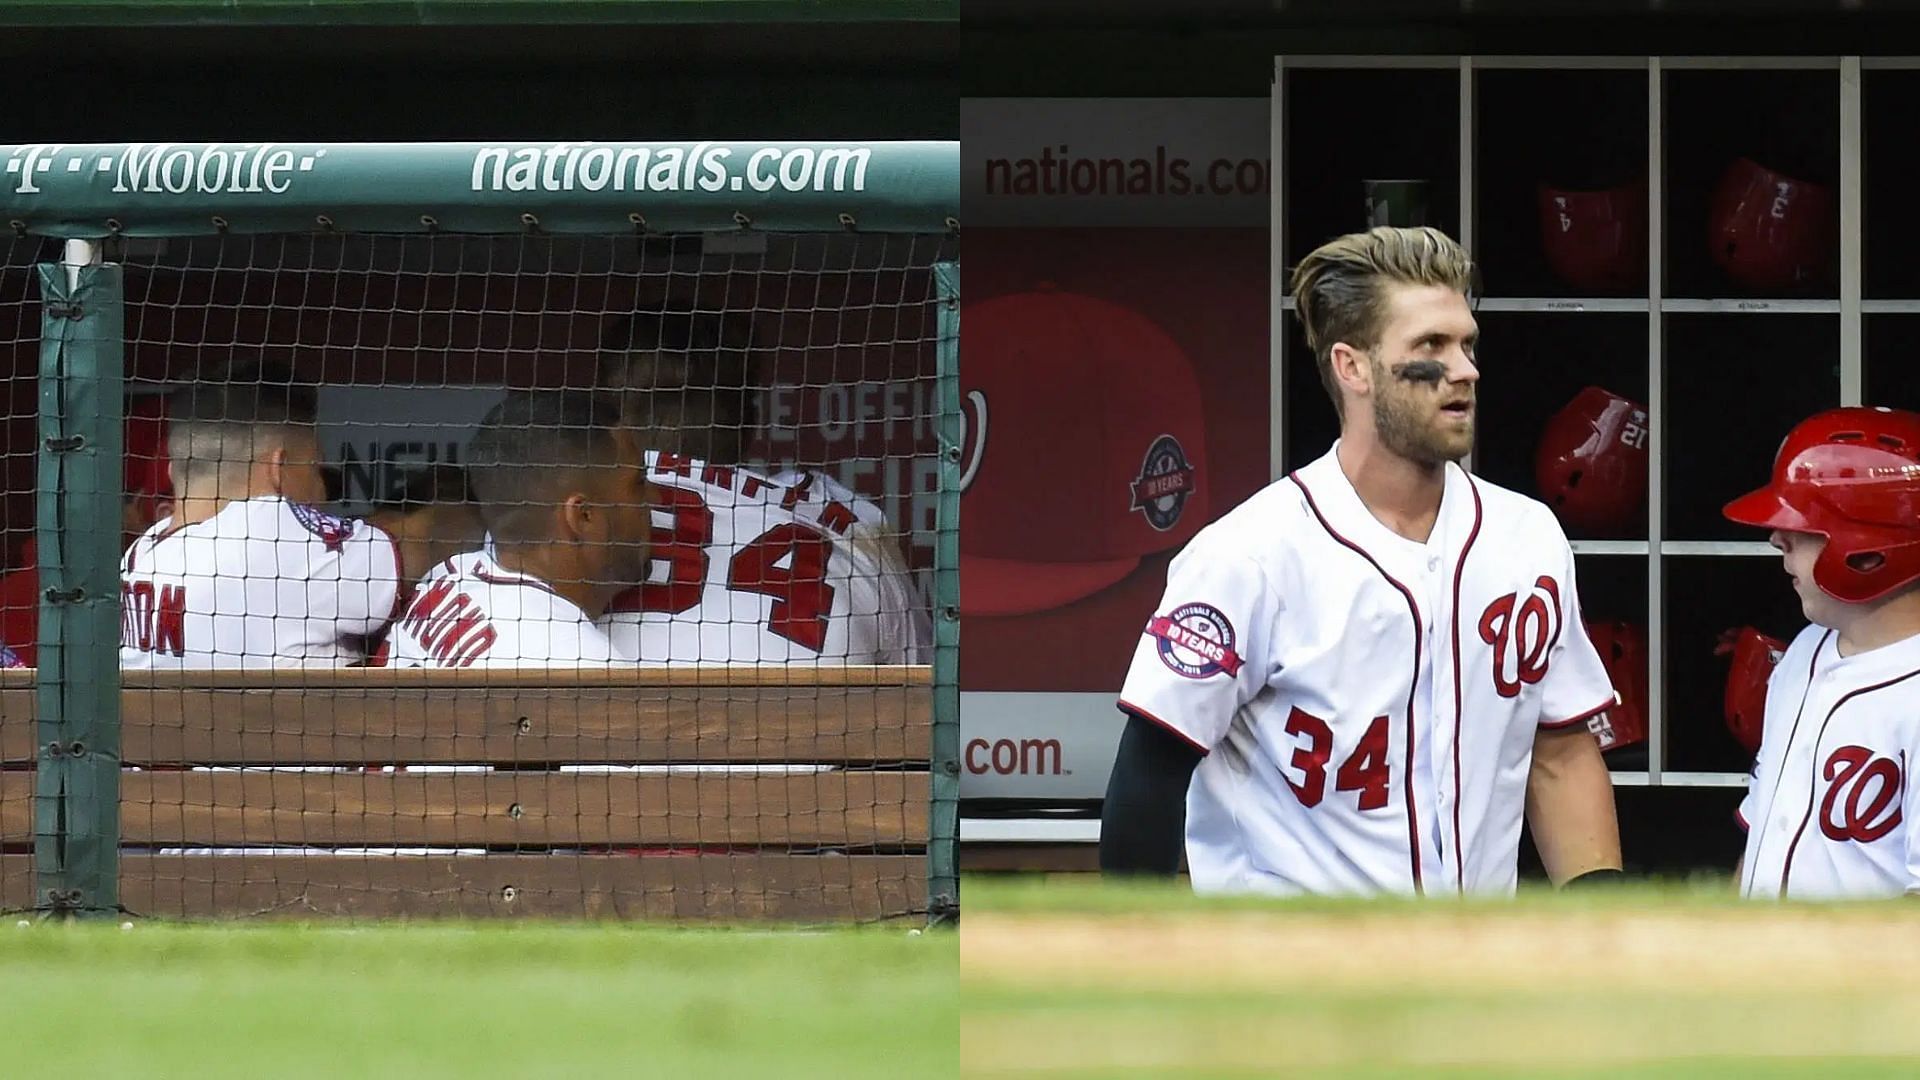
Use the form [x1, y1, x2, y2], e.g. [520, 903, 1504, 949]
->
[1722, 407, 1920, 604]
[1583, 619, 1648, 752]
[1708, 157, 1836, 294]
[1716, 626, 1787, 757]
[1537, 181, 1647, 294]
[1535, 387, 1649, 534]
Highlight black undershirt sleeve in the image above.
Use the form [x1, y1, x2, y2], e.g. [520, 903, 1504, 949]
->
[1098, 708, 1205, 877]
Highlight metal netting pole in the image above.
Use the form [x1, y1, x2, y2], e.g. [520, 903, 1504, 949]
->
[928, 260, 959, 926]
[33, 238, 124, 919]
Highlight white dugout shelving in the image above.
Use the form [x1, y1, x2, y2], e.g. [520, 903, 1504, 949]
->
[1271, 55, 1920, 788]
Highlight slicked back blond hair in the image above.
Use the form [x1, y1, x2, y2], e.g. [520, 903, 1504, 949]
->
[1289, 226, 1476, 419]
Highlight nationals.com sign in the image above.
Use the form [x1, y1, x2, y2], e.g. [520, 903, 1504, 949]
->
[6, 142, 873, 198]
[960, 693, 1126, 800]
[966, 737, 1065, 778]
[0, 141, 955, 235]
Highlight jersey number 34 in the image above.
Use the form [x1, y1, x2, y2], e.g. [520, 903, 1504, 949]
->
[1283, 706, 1392, 811]
[614, 487, 838, 651]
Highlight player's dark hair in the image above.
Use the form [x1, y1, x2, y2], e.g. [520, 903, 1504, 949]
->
[467, 388, 629, 544]
[596, 307, 754, 463]
[596, 309, 749, 388]
[165, 362, 319, 484]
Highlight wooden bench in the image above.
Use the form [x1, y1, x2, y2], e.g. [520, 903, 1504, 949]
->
[0, 666, 932, 921]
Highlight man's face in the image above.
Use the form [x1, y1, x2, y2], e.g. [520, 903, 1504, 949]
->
[1360, 283, 1480, 466]
[1774, 529, 1846, 628]
[583, 436, 655, 590]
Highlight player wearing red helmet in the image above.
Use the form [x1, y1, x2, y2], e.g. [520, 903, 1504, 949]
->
[1724, 407, 1920, 899]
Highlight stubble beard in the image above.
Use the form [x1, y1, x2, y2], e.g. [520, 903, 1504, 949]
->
[1372, 370, 1474, 466]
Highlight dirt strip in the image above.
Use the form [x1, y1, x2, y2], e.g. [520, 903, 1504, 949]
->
[965, 908, 1920, 993]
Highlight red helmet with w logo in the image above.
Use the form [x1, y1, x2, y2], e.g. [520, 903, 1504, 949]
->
[1723, 407, 1920, 603]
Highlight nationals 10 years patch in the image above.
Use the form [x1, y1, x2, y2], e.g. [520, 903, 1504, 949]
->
[1148, 602, 1242, 679]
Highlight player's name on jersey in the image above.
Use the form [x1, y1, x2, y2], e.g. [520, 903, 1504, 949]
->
[123, 580, 187, 657]
[650, 454, 860, 538]
[395, 575, 502, 667]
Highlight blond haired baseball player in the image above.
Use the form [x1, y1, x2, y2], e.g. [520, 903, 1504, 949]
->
[121, 371, 403, 669]
[1102, 226, 1624, 895]
[1725, 407, 1920, 899]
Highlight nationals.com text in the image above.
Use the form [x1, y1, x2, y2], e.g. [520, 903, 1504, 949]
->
[983, 144, 1271, 197]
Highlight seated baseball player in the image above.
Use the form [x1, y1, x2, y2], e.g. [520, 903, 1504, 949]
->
[1723, 407, 1920, 900]
[120, 371, 404, 668]
[382, 388, 653, 668]
[593, 308, 929, 664]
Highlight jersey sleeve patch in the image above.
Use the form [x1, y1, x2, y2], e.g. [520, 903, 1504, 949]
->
[289, 501, 356, 552]
[1146, 602, 1243, 679]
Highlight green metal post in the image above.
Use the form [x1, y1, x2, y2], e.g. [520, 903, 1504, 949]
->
[34, 241, 125, 918]
[928, 261, 959, 926]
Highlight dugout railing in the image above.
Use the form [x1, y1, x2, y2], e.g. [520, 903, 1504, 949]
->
[0, 141, 959, 925]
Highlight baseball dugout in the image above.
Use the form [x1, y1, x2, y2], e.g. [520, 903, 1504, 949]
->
[0, 141, 959, 924]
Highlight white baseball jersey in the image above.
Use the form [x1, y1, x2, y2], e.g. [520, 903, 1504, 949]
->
[383, 551, 619, 668]
[120, 496, 402, 669]
[596, 454, 928, 665]
[1737, 625, 1920, 900]
[1118, 445, 1617, 897]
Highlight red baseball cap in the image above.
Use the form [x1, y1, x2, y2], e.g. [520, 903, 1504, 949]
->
[960, 287, 1209, 617]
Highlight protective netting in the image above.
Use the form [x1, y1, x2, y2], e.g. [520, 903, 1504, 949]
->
[4, 229, 954, 921]
[0, 235, 50, 912]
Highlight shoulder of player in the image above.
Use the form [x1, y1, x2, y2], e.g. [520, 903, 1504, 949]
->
[1172, 480, 1299, 572]
[1776, 623, 1832, 677]
[352, 517, 401, 552]
[128, 515, 176, 549]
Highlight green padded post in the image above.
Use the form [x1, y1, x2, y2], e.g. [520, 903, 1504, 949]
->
[33, 246, 125, 918]
[928, 260, 959, 926]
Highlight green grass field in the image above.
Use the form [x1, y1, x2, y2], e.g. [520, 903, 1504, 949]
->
[0, 919, 956, 1079]
[962, 875, 1920, 1079]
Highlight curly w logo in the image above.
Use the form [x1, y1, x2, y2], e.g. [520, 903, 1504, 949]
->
[1478, 576, 1564, 699]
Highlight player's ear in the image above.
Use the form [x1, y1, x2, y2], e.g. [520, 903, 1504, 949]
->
[1329, 341, 1373, 397]
[560, 492, 596, 541]
[264, 445, 288, 497]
